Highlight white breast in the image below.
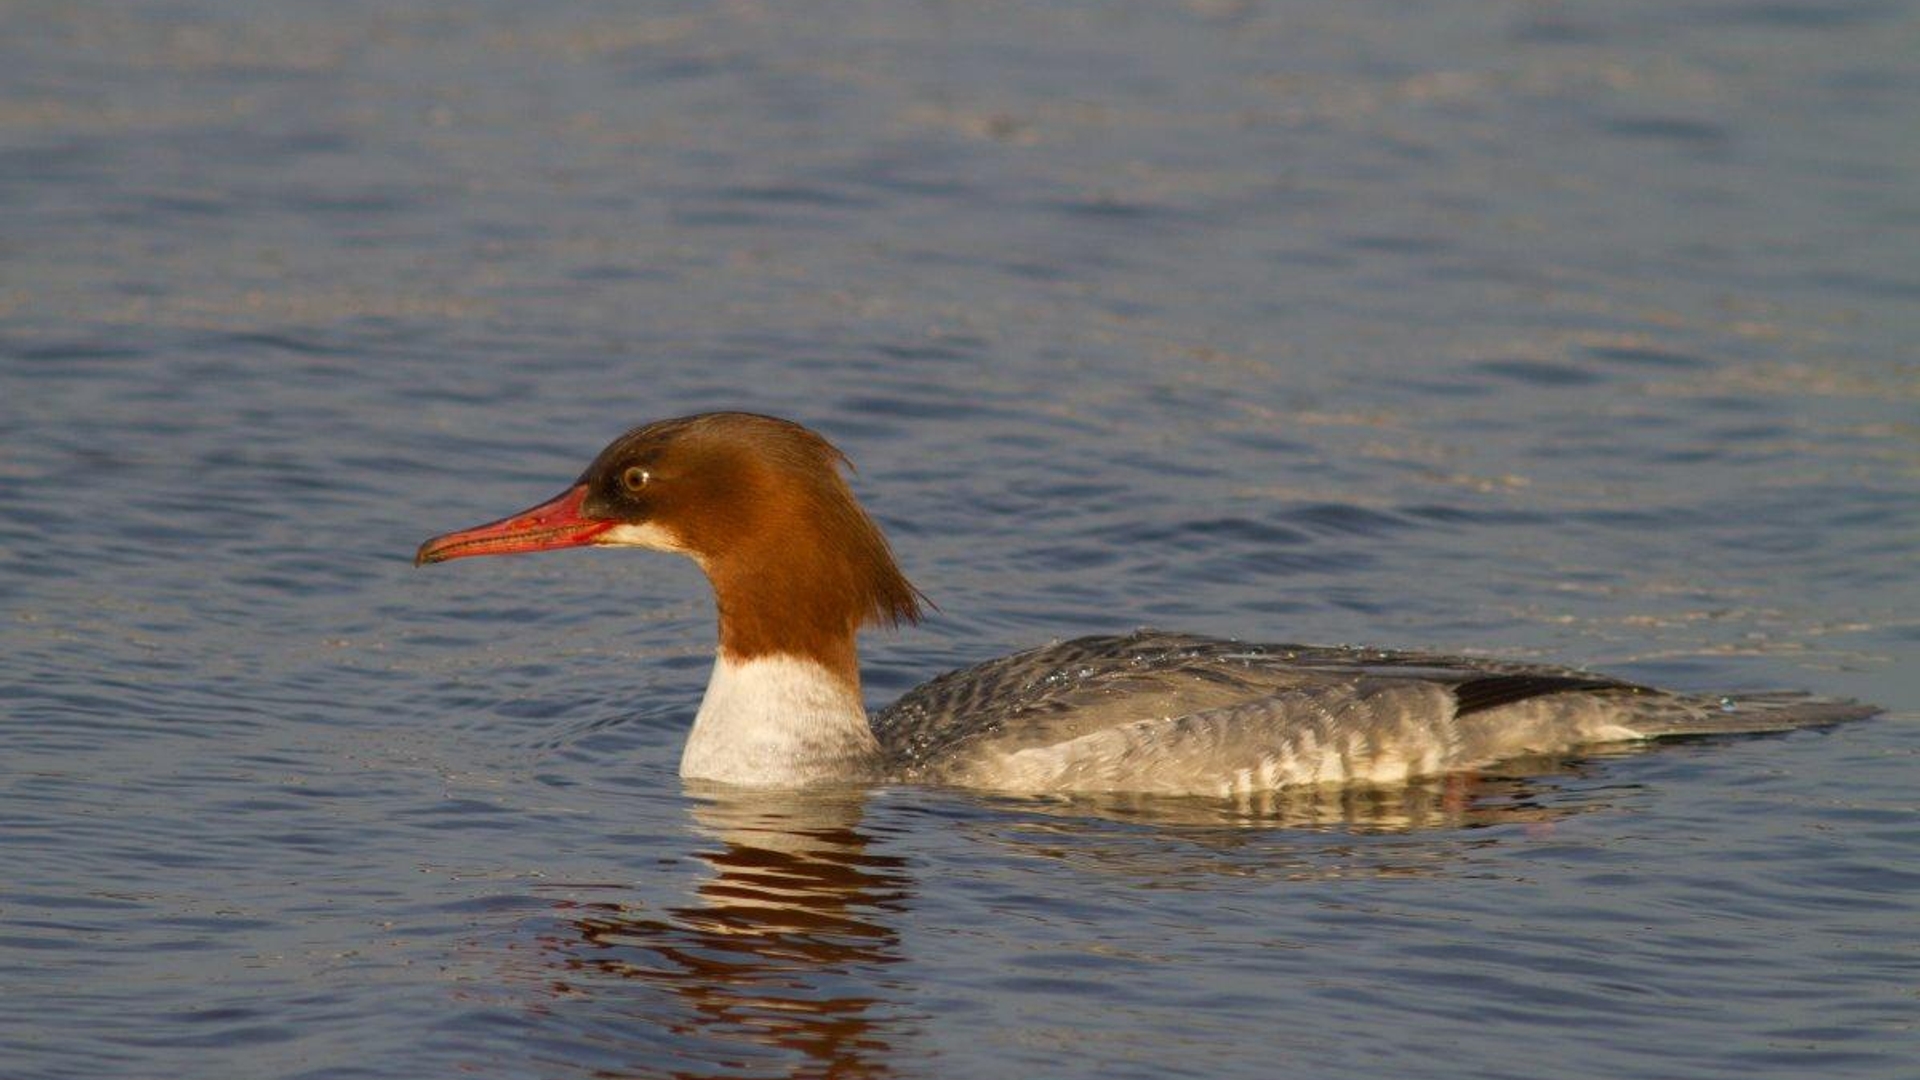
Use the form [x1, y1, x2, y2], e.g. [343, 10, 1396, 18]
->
[680, 654, 882, 787]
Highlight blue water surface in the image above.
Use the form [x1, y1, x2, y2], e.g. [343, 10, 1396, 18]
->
[3, 2, 1916, 1078]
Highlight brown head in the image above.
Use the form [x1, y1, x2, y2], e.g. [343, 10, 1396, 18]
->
[416, 413, 925, 684]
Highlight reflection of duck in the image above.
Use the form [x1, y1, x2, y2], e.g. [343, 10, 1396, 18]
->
[544, 791, 910, 1080]
[417, 412, 1876, 794]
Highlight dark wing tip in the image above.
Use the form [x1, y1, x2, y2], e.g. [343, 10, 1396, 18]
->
[1452, 673, 1648, 717]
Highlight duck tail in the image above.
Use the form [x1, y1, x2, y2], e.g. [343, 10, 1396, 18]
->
[1629, 691, 1879, 738]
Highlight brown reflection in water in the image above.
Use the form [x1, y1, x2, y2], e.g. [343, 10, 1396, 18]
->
[522, 757, 1629, 1075]
[543, 789, 912, 1080]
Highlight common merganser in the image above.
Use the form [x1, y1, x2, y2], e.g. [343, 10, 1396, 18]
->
[414, 412, 1875, 793]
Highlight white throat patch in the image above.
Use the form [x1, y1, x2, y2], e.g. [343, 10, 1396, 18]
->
[598, 521, 687, 553]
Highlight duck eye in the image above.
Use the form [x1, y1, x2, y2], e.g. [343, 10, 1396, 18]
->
[622, 466, 650, 491]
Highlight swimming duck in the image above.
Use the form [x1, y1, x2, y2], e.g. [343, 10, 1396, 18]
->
[415, 412, 1872, 793]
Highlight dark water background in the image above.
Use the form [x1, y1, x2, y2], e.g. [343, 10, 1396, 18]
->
[4, 2, 1917, 1077]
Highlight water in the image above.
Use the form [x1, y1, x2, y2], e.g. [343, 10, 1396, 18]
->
[4, 1, 1917, 1077]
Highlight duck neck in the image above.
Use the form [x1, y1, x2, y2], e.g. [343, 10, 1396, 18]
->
[679, 561, 881, 787]
[680, 647, 880, 787]
[667, 460, 929, 787]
